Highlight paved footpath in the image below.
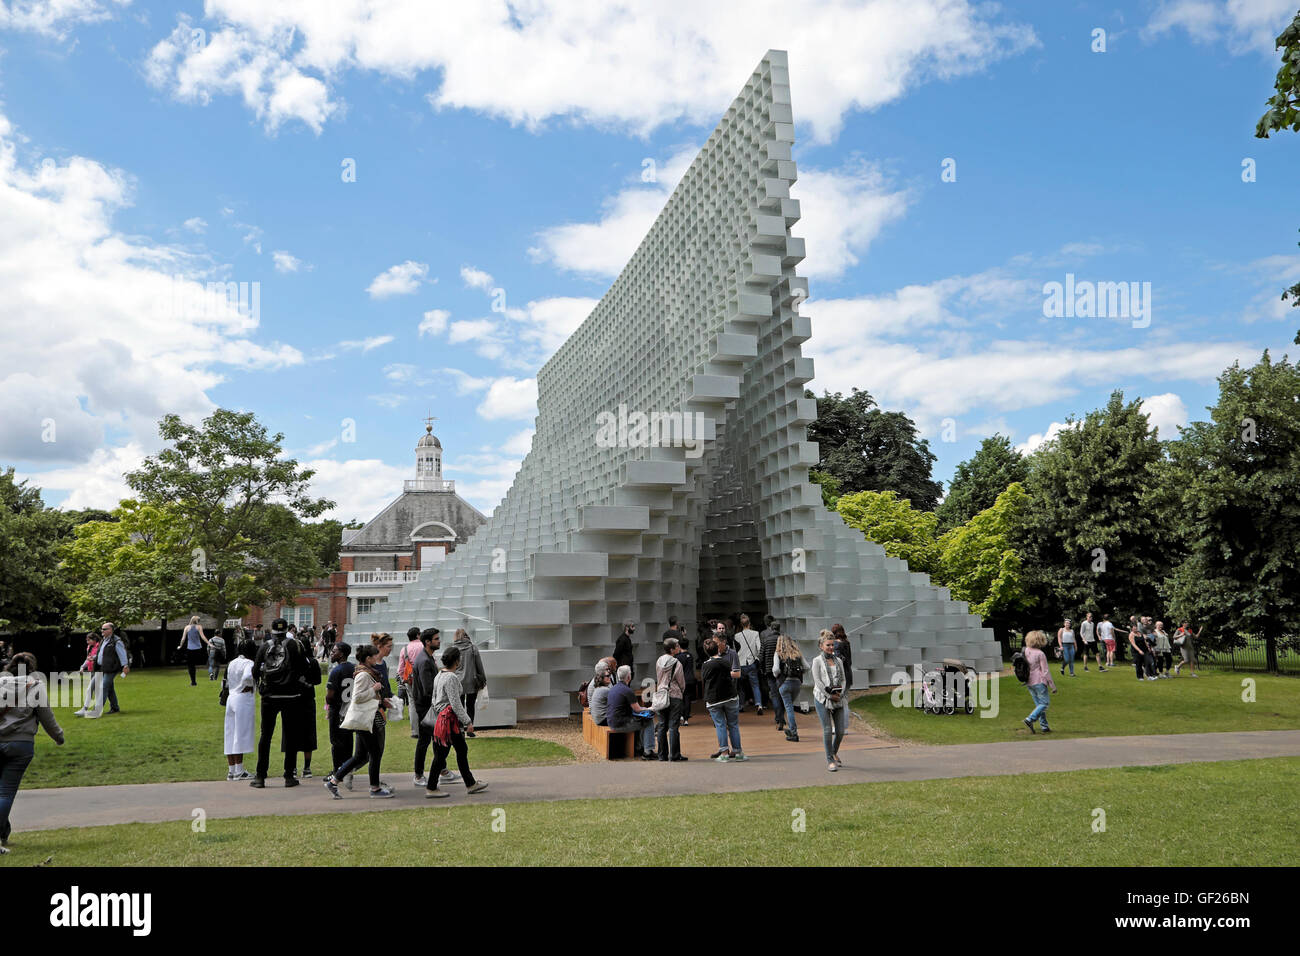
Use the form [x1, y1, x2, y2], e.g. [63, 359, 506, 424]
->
[14, 729, 1300, 833]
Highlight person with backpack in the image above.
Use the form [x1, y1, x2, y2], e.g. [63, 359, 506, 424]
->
[207, 631, 227, 682]
[760, 615, 785, 732]
[223, 638, 257, 780]
[734, 614, 763, 715]
[284, 626, 322, 778]
[324, 643, 395, 799]
[250, 617, 308, 788]
[0, 653, 65, 855]
[86, 623, 128, 718]
[398, 626, 424, 739]
[771, 634, 805, 742]
[812, 630, 848, 770]
[653, 637, 687, 761]
[676, 639, 696, 726]
[1019, 630, 1057, 733]
[179, 615, 211, 687]
[452, 628, 487, 736]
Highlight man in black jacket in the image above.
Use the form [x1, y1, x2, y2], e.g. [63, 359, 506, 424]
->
[250, 617, 309, 788]
[760, 615, 785, 731]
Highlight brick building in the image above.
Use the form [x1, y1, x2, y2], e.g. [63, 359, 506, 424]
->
[244, 420, 487, 637]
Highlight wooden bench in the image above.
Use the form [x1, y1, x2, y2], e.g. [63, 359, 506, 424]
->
[582, 708, 633, 759]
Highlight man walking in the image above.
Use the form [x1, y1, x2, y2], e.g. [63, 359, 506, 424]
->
[760, 615, 785, 732]
[734, 614, 763, 715]
[250, 617, 309, 788]
[85, 623, 128, 718]
[411, 628, 460, 788]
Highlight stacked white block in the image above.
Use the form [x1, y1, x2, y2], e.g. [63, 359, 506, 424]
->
[360, 50, 998, 724]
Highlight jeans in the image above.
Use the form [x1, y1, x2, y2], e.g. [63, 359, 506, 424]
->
[609, 718, 656, 755]
[428, 731, 476, 789]
[1060, 643, 1075, 676]
[778, 678, 801, 735]
[655, 698, 683, 759]
[1026, 683, 1050, 728]
[0, 740, 36, 844]
[254, 696, 298, 779]
[740, 664, 762, 708]
[90, 670, 120, 715]
[767, 676, 787, 728]
[813, 697, 847, 761]
[207, 648, 220, 680]
[706, 698, 742, 753]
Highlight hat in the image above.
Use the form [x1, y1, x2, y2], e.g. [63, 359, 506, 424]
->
[270, 618, 289, 633]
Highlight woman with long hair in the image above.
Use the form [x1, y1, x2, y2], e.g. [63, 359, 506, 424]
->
[811, 630, 848, 771]
[771, 634, 806, 742]
[323, 642, 394, 799]
[178, 615, 210, 686]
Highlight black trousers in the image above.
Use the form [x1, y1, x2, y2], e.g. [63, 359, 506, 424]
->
[328, 714, 354, 777]
[428, 731, 475, 789]
[186, 648, 206, 684]
[333, 725, 384, 788]
[656, 698, 683, 759]
[462, 692, 477, 723]
[255, 696, 298, 779]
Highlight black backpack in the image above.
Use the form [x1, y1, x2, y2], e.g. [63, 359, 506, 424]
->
[779, 655, 804, 681]
[259, 636, 297, 694]
[1012, 651, 1030, 684]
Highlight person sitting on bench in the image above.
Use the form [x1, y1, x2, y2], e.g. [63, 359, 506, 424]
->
[606, 665, 656, 759]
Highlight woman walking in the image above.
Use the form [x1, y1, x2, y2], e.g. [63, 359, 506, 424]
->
[1173, 622, 1201, 677]
[812, 630, 848, 770]
[73, 631, 99, 716]
[0, 653, 65, 854]
[423, 645, 488, 797]
[1153, 622, 1173, 677]
[178, 615, 210, 686]
[1056, 619, 1077, 677]
[323, 643, 394, 799]
[831, 622, 853, 689]
[1021, 630, 1057, 733]
[701, 638, 746, 762]
[771, 634, 805, 742]
[452, 628, 487, 736]
[223, 638, 257, 780]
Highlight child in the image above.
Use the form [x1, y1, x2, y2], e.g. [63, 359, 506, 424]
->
[1022, 630, 1057, 734]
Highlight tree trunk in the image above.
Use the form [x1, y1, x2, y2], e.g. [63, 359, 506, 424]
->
[1266, 632, 1279, 674]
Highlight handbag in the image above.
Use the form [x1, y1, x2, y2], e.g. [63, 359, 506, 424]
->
[218, 676, 229, 707]
[651, 657, 678, 711]
[341, 679, 380, 731]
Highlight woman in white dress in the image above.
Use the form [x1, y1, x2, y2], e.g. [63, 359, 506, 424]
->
[223, 638, 257, 780]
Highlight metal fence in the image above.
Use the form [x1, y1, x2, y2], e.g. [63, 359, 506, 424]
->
[1003, 631, 1299, 675]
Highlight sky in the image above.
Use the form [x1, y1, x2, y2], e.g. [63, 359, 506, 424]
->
[2, 0, 1298, 524]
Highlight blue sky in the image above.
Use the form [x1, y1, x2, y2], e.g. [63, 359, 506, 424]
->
[2, 0, 1297, 522]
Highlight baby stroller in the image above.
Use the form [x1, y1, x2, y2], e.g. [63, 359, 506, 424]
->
[915, 658, 976, 715]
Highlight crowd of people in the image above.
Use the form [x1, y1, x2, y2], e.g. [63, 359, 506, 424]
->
[588, 614, 855, 772]
[1018, 612, 1205, 732]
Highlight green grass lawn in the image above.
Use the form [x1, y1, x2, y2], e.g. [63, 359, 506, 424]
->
[852, 670, 1300, 745]
[24, 667, 571, 788]
[4, 757, 1296, 866]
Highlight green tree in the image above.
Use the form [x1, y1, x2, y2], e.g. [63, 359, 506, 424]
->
[936, 435, 1030, 532]
[808, 469, 842, 510]
[1254, 8, 1300, 343]
[937, 482, 1029, 623]
[301, 518, 362, 573]
[835, 489, 940, 575]
[807, 388, 943, 510]
[60, 500, 200, 631]
[1017, 392, 1170, 623]
[0, 469, 72, 630]
[1161, 352, 1300, 671]
[126, 410, 333, 626]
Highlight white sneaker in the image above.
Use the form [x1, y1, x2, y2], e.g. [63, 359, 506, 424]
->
[440, 770, 460, 784]
[413, 775, 426, 788]
[73, 709, 86, 716]
[827, 761, 838, 772]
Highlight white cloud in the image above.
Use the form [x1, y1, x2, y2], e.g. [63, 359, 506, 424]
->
[339, 335, 394, 352]
[460, 265, 494, 290]
[383, 363, 416, 383]
[479, 377, 538, 421]
[183, 215, 208, 233]
[365, 260, 428, 298]
[0, 0, 129, 38]
[142, 1, 1036, 141]
[440, 368, 493, 395]
[531, 151, 907, 282]
[447, 318, 499, 346]
[15, 442, 143, 511]
[368, 392, 406, 408]
[0, 109, 302, 490]
[1140, 392, 1189, 438]
[419, 308, 449, 336]
[1144, 0, 1296, 54]
[272, 249, 304, 272]
[305, 457, 410, 523]
[1015, 421, 1078, 456]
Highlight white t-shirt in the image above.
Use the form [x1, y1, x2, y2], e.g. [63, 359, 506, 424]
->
[1080, 620, 1095, 641]
[1097, 621, 1114, 642]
